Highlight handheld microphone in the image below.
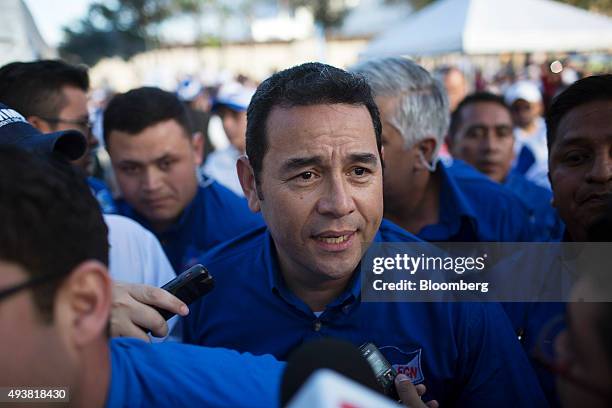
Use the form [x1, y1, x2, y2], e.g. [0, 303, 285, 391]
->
[280, 338, 383, 407]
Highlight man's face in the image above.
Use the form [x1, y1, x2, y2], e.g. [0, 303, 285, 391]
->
[0, 261, 69, 387]
[50, 86, 98, 173]
[444, 69, 468, 113]
[375, 95, 425, 215]
[451, 102, 514, 182]
[255, 104, 383, 283]
[549, 100, 612, 241]
[510, 99, 541, 129]
[556, 278, 612, 408]
[218, 106, 247, 153]
[108, 119, 202, 232]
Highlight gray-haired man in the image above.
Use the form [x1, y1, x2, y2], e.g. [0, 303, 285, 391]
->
[351, 57, 534, 242]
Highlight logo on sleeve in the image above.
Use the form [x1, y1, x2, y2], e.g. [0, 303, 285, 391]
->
[379, 346, 424, 384]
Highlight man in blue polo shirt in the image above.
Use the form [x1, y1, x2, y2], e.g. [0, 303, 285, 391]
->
[499, 75, 612, 406]
[182, 62, 547, 407]
[0, 146, 283, 408]
[350, 58, 533, 242]
[447, 92, 563, 242]
[103, 87, 263, 272]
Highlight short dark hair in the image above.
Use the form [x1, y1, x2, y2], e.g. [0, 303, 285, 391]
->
[0, 146, 108, 321]
[448, 92, 510, 139]
[0, 60, 89, 118]
[246, 62, 382, 185]
[546, 74, 612, 152]
[103, 87, 193, 146]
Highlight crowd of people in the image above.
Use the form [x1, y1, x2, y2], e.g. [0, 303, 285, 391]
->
[0, 55, 610, 408]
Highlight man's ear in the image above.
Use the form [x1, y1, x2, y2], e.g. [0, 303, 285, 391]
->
[414, 137, 437, 170]
[192, 132, 204, 166]
[237, 156, 261, 213]
[54, 260, 112, 348]
[27, 115, 53, 133]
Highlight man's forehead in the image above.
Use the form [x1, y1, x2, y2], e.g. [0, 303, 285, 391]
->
[0, 260, 28, 286]
[555, 101, 612, 148]
[266, 104, 377, 150]
[462, 102, 512, 124]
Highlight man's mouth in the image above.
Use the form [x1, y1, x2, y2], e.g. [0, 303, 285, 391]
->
[312, 230, 357, 250]
[579, 192, 612, 205]
[316, 234, 353, 244]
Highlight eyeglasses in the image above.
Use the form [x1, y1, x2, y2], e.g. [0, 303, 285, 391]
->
[532, 314, 612, 400]
[40, 117, 93, 133]
[0, 273, 64, 303]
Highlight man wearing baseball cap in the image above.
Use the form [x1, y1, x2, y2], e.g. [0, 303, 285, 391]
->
[202, 81, 256, 196]
[0, 103, 87, 159]
[505, 80, 549, 190]
[0, 102, 185, 342]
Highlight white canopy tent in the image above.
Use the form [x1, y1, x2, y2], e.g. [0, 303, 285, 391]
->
[0, 0, 56, 67]
[361, 0, 612, 57]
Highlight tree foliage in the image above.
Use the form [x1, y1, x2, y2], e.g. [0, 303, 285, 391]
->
[59, 0, 175, 65]
[59, 0, 611, 66]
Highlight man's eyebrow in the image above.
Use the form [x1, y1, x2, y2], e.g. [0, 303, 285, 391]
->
[117, 159, 142, 166]
[348, 152, 378, 165]
[118, 153, 175, 167]
[555, 134, 592, 150]
[280, 156, 324, 172]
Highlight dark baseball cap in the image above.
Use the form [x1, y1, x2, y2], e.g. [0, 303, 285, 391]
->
[0, 103, 87, 160]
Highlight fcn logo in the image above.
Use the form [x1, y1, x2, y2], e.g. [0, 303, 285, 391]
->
[378, 346, 424, 384]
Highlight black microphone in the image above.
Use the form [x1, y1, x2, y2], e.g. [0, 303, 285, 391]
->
[280, 338, 383, 407]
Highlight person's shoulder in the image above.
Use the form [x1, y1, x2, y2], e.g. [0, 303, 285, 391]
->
[108, 338, 284, 408]
[199, 176, 246, 205]
[379, 219, 423, 242]
[505, 171, 552, 204]
[448, 161, 528, 210]
[199, 225, 268, 268]
[110, 337, 281, 367]
[103, 214, 156, 241]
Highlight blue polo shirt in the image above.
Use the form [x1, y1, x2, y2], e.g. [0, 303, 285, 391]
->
[184, 219, 547, 407]
[106, 338, 284, 407]
[503, 170, 564, 242]
[117, 176, 264, 272]
[422, 161, 533, 242]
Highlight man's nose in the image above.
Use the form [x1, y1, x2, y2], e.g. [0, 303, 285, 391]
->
[316, 174, 356, 218]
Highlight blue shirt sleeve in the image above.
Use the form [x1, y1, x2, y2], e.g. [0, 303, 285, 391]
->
[106, 338, 285, 408]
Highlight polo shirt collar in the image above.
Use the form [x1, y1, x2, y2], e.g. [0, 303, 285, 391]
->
[262, 228, 377, 314]
[419, 163, 479, 240]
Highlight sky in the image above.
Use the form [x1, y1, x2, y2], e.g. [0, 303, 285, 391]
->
[24, 0, 95, 46]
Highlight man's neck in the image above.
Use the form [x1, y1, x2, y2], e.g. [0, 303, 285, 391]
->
[519, 119, 540, 137]
[70, 342, 110, 408]
[277, 255, 354, 313]
[385, 172, 440, 235]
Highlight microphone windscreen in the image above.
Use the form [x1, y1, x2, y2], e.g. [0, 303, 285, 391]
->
[280, 338, 382, 406]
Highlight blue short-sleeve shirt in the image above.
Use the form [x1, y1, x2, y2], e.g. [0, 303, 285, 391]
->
[117, 176, 264, 272]
[106, 338, 284, 408]
[422, 161, 533, 242]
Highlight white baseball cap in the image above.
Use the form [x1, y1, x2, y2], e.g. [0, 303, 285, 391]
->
[504, 81, 542, 105]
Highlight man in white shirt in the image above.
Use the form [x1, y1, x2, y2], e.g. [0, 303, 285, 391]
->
[505, 80, 550, 189]
[203, 82, 255, 196]
[104, 214, 181, 342]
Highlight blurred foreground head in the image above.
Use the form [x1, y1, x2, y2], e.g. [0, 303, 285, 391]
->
[0, 146, 111, 400]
